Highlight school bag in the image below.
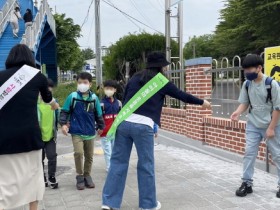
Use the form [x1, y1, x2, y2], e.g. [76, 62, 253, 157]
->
[69, 92, 96, 114]
[245, 77, 280, 111]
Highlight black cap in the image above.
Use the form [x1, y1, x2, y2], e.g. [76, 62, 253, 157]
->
[146, 52, 171, 68]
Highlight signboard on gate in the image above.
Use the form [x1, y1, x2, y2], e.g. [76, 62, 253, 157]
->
[265, 46, 280, 82]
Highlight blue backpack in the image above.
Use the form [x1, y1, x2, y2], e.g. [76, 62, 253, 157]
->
[245, 77, 280, 111]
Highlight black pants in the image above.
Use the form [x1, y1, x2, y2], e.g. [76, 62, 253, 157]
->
[42, 139, 57, 177]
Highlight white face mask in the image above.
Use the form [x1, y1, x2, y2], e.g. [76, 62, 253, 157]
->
[104, 90, 115, 97]
[77, 84, 90, 93]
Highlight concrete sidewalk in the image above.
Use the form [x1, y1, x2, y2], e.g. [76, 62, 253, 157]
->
[10, 132, 280, 210]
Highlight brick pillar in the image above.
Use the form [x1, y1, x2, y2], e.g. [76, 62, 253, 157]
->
[185, 58, 212, 141]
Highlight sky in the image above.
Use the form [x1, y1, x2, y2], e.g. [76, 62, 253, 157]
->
[47, 0, 224, 50]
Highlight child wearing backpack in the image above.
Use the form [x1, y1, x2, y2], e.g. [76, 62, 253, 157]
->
[38, 79, 60, 189]
[60, 72, 105, 190]
[100, 80, 122, 172]
[231, 54, 280, 198]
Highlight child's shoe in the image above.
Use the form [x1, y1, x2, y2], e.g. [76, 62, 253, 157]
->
[76, 175, 85, 190]
[49, 176, 58, 189]
[84, 175, 95, 188]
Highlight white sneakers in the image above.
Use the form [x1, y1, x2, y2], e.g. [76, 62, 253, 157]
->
[156, 201, 162, 210]
[102, 201, 161, 210]
[140, 201, 162, 210]
[101, 205, 112, 210]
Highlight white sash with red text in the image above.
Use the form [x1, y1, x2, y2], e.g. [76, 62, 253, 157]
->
[0, 65, 40, 110]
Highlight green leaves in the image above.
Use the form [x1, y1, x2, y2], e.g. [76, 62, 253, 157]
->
[213, 0, 280, 58]
[103, 33, 178, 81]
[54, 14, 84, 72]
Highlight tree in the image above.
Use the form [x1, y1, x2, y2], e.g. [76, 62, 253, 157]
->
[103, 33, 179, 82]
[214, 0, 280, 57]
[82, 48, 95, 60]
[183, 35, 219, 59]
[54, 14, 84, 72]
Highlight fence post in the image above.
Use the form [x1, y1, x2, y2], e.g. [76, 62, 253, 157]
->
[266, 145, 270, 173]
[185, 57, 212, 141]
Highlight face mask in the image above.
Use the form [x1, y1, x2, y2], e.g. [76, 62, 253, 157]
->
[77, 84, 90, 93]
[245, 72, 258, 81]
[104, 90, 115, 97]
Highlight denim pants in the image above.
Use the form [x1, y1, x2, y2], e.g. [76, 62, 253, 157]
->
[243, 122, 280, 186]
[102, 121, 157, 209]
[101, 137, 115, 171]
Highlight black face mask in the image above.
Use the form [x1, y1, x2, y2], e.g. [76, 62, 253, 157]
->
[245, 72, 259, 81]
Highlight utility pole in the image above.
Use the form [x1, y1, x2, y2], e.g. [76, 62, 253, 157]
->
[95, 0, 102, 87]
[165, 0, 171, 66]
[178, 1, 183, 68]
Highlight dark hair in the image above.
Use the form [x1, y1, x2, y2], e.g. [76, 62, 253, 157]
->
[135, 67, 163, 86]
[5, 44, 36, 69]
[15, 7, 20, 11]
[26, 9, 32, 14]
[47, 79, 55, 88]
[242, 54, 264, 69]
[77, 72, 93, 82]
[103, 80, 118, 88]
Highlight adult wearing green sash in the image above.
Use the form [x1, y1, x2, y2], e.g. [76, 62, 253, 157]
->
[102, 52, 211, 210]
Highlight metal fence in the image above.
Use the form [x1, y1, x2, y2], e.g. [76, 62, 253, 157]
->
[163, 56, 249, 120]
[164, 61, 186, 109]
[210, 56, 247, 120]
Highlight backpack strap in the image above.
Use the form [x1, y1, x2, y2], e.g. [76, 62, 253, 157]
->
[265, 77, 273, 103]
[117, 100, 122, 112]
[70, 92, 78, 114]
[245, 80, 252, 112]
[70, 92, 96, 114]
[100, 102, 105, 115]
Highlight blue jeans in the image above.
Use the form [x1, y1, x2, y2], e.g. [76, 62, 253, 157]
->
[243, 122, 280, 186]
[102, 121, 157, 209]
[101, 137, 115, 171]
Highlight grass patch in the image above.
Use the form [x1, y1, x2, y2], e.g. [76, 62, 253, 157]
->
[53, 82, 97, 106]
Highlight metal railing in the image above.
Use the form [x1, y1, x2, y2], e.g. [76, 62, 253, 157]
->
[164, 61, 186, 108]
[210, 56, 247, 120]
[21, 0, 56, 51]
[0, 0, 17, 38]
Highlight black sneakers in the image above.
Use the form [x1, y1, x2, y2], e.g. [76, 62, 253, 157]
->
[236, 182, 253, 197]
[84, 176, 96, 188]
[49, 176, 59, 189]
[76, 175, 86, 190]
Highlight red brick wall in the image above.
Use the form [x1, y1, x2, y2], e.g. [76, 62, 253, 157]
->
[185, 65, 212, 140]
[161, 63, 269, 162]
[203, 116, 269, 161]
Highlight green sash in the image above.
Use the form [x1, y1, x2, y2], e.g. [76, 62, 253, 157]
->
[106, 73, 169, 140]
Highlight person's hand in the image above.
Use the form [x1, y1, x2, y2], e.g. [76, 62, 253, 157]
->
[66, 122, 70, 128]
[202, 100, 211, 109]
[266, 127, 275, 139]
[62, 125, 69, 136]
[230, 111, 240, 122]
[51, 102, 60, 110]
[98, 130, 103, 135]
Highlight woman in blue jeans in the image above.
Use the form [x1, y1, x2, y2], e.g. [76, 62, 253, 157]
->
[101, 52, 211, 210]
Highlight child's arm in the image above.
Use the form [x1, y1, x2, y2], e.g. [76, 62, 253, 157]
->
[59, 94, 72, 135]
[94, 97, 105, 135]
